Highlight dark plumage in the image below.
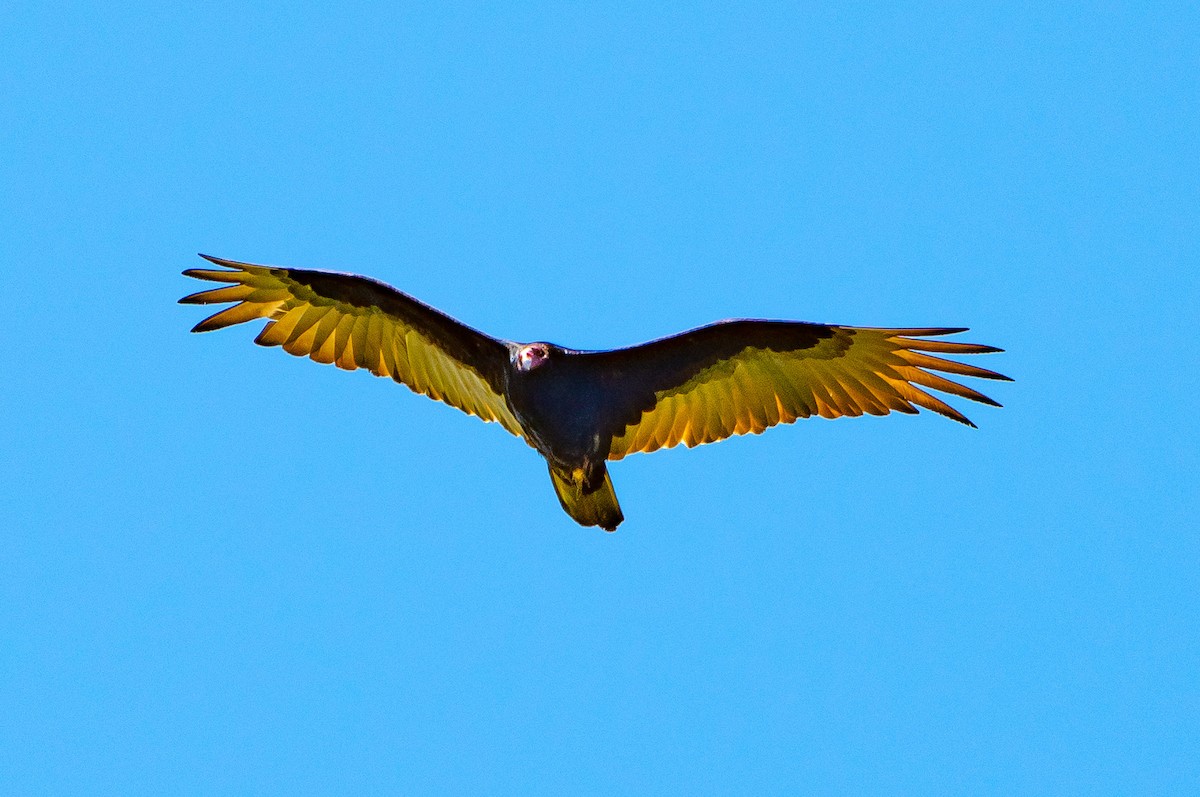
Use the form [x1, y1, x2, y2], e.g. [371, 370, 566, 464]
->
[181, 255, 1010, 530]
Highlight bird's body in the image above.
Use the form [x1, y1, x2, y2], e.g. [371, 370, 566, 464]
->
[181, 255, 1010, 531]
[506, 345, 606, 465]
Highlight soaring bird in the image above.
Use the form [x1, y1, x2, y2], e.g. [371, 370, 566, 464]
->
[181, 255, 1009, 531]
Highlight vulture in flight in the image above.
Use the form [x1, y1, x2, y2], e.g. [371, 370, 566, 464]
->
[181, 255, 1009, 531]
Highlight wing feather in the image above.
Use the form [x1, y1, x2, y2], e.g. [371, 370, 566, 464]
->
[347, 314, 370, 371]
[895, 350, 1009, 381]
[181, 254, 526, 440]
[308, 308, 343, 360]
[283, 305, 329, 353]
[809, 375, 841, 419]
[837, 370, 893, 416]
[330, 313, 357, 368]
[598, 321, 1009, 460]
[363, 312, 385, 373]
[378, 326, 401, 380]
[901, 337, 1002, 355]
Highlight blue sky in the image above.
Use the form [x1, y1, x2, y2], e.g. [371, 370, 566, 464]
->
[2, 2, 1196, 793]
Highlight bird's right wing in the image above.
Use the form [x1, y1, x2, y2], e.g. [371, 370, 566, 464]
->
[180, 254, 526, 440]
[586, 321, 1009, 460]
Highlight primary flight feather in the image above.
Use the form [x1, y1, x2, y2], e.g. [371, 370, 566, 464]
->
[181, 254, 1010, 531]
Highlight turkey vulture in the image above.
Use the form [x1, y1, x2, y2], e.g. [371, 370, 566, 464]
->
[181, 255, 1009, 531]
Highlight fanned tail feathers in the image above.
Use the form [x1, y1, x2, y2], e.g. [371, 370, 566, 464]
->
[548, 466, 623, 532]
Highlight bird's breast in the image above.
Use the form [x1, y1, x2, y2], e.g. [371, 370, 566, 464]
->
[505, 364, 608, 467]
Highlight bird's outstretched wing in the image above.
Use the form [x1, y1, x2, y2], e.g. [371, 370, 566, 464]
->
[589, 321, 1010, 460]
[180, 255, 526, 439]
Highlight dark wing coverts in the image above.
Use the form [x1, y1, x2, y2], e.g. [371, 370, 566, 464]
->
[593, 321, 1010, 460]
[180, 255, 525, 438]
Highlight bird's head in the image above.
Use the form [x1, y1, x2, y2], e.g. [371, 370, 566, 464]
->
[514, 342, 552, 372]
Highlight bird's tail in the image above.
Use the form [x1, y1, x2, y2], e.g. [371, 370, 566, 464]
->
[548, 465, 624, 532]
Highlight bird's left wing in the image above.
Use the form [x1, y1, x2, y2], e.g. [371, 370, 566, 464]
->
[180, 255, 526, 439]
[586, 320, 1010, 460]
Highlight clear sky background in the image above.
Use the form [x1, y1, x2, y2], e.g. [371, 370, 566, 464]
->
[2, 2, 1196, 793]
